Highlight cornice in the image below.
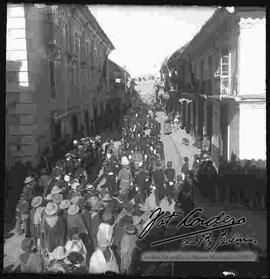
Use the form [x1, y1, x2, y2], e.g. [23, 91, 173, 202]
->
[238, 17, 265, 29]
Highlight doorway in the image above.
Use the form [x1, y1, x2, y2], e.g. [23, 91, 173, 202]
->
[207, 103, 213, 139]
[94, 106, 98, 134]
[193, 100, 197, 136]
[198, 98, 204, 138]
[220, 104, 228, 161]
[72, 114, 78, 138]
[84, 110, 90, 136]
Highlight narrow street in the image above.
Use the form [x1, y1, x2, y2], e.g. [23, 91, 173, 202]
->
[5, 4, 266, 277]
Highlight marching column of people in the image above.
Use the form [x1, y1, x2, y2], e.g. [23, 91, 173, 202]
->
[11, 102, 196, 274]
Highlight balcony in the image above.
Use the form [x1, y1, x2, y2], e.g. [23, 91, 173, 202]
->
[213, 76, 229, 96]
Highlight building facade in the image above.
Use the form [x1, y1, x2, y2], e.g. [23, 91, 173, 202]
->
[6, 3, 115, 168]
[161, 7, 266, 167]
[105, 59, 131, 129]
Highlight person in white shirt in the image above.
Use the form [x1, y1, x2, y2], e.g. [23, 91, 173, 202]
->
[88, 222, 119, 274]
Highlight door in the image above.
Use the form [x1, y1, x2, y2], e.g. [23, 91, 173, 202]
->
[183, 102, 186, 128]
[207, 103, 213, 139]
[84, 110, 90, 136]
[193, 100, 197, 136]
[72, 114, 78, 138]
[94, 106, 98, 134]
[220, 104, 228, 161]
[187, 103, 191, 133]
[198, 98, 204, 137]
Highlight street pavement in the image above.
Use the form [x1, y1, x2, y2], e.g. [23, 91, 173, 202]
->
[155, 110, 267, 253]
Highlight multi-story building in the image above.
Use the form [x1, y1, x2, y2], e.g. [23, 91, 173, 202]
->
[106, 59, 131, 128]
[6, 3, 115, 168]
[161, 7, 266, 167]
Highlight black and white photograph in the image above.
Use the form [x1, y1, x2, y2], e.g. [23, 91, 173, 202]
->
[4, 3, 267, 277]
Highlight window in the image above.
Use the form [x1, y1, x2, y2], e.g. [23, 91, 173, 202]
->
[208, 55, 213, 78]
[220, 46, 230, 95]
[69, 66, 75, 86]
[64, 24, 69, 51]
[6, 71, 19, 84]
[200, 58, 204, 81]
[49, 61, 56, 99]
[80, 33, 85, 61]
[85, 41, 89, 59]
[69, 22, 74, 53]
[74, 33, 80, 58]
[220, 46, 229, 77]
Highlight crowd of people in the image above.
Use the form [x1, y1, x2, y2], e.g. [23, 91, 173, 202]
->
[9, 101, 196, 275]
[6, 92, 266, 274]
[163, 108, 266, 211]
[199, 154, 266, 209]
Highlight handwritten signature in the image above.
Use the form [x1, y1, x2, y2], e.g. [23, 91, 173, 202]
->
[138, 207, 256, 251]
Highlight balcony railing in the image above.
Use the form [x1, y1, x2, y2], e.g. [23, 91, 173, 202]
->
[213, 76, 229, 96]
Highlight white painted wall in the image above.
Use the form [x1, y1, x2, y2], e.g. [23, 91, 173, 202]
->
[238, 16, 266, 96]
[239, 102, 266, 160]
[6, 4, 29, 87]
[211, 102, 220, 166]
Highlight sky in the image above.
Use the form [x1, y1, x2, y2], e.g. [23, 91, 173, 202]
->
[89, 5, 216, 77]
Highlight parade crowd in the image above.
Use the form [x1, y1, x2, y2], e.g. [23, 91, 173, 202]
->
[6, 97, 266, 274]
[10, 101, 196, 274]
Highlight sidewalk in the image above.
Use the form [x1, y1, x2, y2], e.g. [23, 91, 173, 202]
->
[156, 112, 267, 252]
[156, 111, 200, 169]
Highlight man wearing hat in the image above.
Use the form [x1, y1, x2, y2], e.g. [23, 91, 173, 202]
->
[102, 193, 122, 218]
[152, 161, 166, 205]
[23, 176, 38, 202]
[83, 202, 102, 253]
[104, 166, 118, 197]
[30, 196, 44, 247]
[66, 204, 88, 240]
[133, 164, 150, 194]
[59, 199, 70, 220]
[38, 168, 51, 197]
[181, 157, 190, 178]
[164, 161, 176, 204]
[40, 202, 66, 253]
[116, 157, 133, 202]
[192, 154, 201, 178]
[21, 176, 37, 237]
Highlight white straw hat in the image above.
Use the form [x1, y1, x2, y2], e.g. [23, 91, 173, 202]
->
[67, 204, 80, 215]
[45, 202, 58, 216]
[64, 175, 70, 182]
[121, 156, 130, 166]
[31, 196, 42, 208]
[59, 199, 71, 210]
[24, 176, 35, 185]
[51, 185, 63, 195]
